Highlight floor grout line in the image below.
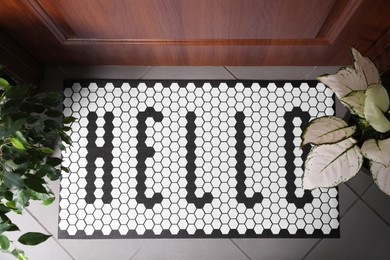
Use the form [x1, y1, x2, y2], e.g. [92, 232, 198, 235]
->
[303, 66, 318, 80]
[301, 184, 361, 260]
[45, 65, 373, 259]
[224, 66, 238, 80]
[300, 197, 360, 260]
[300, 238, 322, 260]
[339, 190, 360, 219]
[139, 66, 154, 80]
[229, 239, 253, 260]
[359, 182, 375, 198]
[346, 182, 390, 227]
[128, 239, 151, 260]
[25, 208, 76, 260]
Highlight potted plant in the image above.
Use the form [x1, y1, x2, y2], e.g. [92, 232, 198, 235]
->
[0, 67, 73, 259]
[302, 48, 390, 196]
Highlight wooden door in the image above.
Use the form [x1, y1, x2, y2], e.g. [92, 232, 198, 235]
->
[0, 0, 389, 82]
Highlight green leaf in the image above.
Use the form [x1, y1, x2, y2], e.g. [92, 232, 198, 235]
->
[24, 176, 47, 194]
[47, 169, 61, 181]
[0, 221, 18, 233]
[14, 163, 28, 175]
[63, 126, 72, 132]
[14, 131, 29, 147]
[18, 254, 29, 260]
[7, 223, 18, 232]
[11, 137, 26, 150]
[4, 118, 26, 137]
[302, 138, 363, 189]
[0, 77, 9, 87]
[63, 116, 77, 124]
[13, 190, 30, 210]
[60, 166, 69, 173]
[11, 249, 27, 259]
[0, 213, 8, 222]
[4, 191, 14, 201]
[41, 93, 60, 107]
[3, 172, 24, 189]
[35, 164, 56, 178]
[5, 201, 16, 210]
[59, 131, 72, 145]
[29, 190, 49, 201]
[45, 110, 62, 118]
[5, 85, 29, 100]
[43, 119, 60, 130]
[301, 116, 356, 146]
[0, 222, 13, 234]
[0, 204, 11, 214]
[18, 232, 51, 246]
[13, 152, 29, 166]
[26, 115, 41, 125]
[58, 142, 66, 151]
[11, 248, 20, 256]
[33, 104, 45, 113]
[46, 91, 59, 99]
[47, 157, 62, 167]
[38, 147, 54, 154]
[0, 234, 10, 250]
[43, 197, 55, 206]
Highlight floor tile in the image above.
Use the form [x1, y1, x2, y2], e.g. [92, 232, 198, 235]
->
[229, 185, 356, 260]
[60, 239, 147, 260]
[226, 66, 315, 80]
[0, 211, 73, 260]
[346, 171, 373, 196]
[141, 66, 235, 79]
[363, 184, 390, 225]
[305, 200, 390, 260]
[26, 179, 61, 236]
[232, 238, 318, 260]
[32, 66, 376, 260]
[41, 66, 153, 92]
[27, 178, 147, 260]
[338, 184, 358, 217]
[130, 239, 249, 260]
[304, 66, 342, 80]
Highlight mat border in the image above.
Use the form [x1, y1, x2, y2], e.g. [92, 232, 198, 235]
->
[59, 79, 339, 239]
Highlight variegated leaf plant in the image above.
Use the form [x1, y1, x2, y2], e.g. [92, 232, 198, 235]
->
[301, 48, 390, 196]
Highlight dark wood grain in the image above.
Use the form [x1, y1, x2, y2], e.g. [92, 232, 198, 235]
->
[0, 30, 42, 84]
[0, 0, 388, 74]
[38, 0, 334, 40]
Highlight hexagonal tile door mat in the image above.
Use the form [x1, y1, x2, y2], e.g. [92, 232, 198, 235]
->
[59, 80, 339, 238]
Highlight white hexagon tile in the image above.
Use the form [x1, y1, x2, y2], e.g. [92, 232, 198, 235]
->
[59, 80, 339, 238]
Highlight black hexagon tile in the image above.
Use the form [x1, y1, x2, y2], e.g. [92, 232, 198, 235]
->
[59, 80, 339, 238]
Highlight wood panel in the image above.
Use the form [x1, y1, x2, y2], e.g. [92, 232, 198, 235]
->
[0, 0, 389, 73]
[25, 0, 359, 45]
[0, 30, 42, 84]
[37, 0, 335, 40]
[367, 28, 390, 73]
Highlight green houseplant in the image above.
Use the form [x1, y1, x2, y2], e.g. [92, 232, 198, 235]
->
[0, 68, 74, 259]
[302, 48, 390, 196]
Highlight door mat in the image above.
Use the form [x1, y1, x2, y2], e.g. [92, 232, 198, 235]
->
[59, 80, 339, 238]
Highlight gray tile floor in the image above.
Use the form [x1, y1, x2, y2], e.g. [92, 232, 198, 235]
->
[3, 66, 390, 260]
